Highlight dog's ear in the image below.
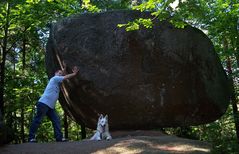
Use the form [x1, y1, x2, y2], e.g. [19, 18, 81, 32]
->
[99, 114, 103, 119]
[105, 115, 108, 120]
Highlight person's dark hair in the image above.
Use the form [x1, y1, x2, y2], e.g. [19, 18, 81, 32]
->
[55, 70, 61, 73]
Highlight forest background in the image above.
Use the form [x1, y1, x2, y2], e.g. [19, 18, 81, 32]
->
[0, 0, 238, 153]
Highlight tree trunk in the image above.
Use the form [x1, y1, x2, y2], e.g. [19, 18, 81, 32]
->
[20, 108, 25, 143]
[0, 2, 10, 115]
[81, 123, 86, 139]
[234, 31, 239, 70]
[223, 38, 239, 143]
[20, 35, 27, 143]
[63, 112, 68, 139]
[232, 30, 239, 143]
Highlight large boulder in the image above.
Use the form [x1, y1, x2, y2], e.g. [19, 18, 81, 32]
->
[46, 10, 231, 130]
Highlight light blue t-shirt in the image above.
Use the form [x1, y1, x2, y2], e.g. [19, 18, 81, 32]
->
[39, 75, 64, 109]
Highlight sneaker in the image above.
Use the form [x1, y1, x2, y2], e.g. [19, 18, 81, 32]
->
[29, 138, 37, 143]
[56, 138, 68, 142]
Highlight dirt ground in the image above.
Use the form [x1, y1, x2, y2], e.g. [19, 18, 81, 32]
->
[0, 131, 211, 154]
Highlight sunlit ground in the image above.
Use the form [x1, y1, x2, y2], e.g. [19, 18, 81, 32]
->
[93, 137, 211, 154]
[0, 134, 211, 154]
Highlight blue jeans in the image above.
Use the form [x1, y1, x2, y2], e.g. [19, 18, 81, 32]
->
[29, 102, 63, 141]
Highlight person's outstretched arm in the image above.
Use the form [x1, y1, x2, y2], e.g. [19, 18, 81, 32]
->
[63, 66, 79, 80]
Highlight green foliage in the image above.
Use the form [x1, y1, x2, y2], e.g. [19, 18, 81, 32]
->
[196, 106, 239, 153]
[1, 0, 95, 143]
[118, 18, 153, 31]
[169, 18, 186, 28]
[118, 0, 189, 31]
[90, 0, 131, 10]
[82, 0, 101, 13]
[164, 106, 239, 153]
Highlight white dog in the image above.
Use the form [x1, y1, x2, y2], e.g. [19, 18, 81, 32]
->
[90, 114, 112, 141]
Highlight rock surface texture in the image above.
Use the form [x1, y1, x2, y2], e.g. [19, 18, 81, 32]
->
[46, 10, 230, 130]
